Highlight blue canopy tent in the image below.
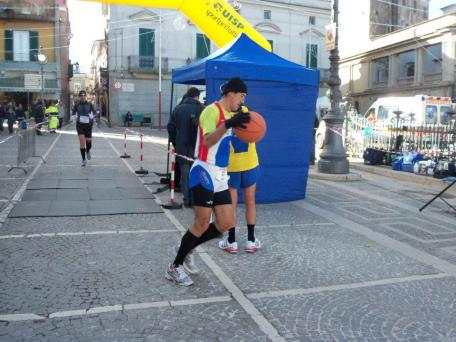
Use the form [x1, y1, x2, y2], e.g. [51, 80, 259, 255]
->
[171, 34, 320, 203]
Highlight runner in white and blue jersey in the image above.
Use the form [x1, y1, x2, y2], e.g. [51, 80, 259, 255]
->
[166, 77, 251, 286]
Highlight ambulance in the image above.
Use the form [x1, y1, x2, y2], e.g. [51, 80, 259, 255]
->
[363, 95, 455, 125]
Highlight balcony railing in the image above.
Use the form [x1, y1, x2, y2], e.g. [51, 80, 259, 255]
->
[397, 76, 414, 86]
[0, 78, 23, 88]
[128, 56, 169, 73]
[0, 77, 59, 92]
[371, 79, 388, 89]
[45, 79, 58, 89]
[0, 0, 55, 20]
[0, 61, 57, 72]
[423, 72, 442, 83]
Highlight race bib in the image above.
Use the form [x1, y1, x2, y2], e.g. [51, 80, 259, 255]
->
[216, 168, 229, 182]
[78, 116, 90, 124]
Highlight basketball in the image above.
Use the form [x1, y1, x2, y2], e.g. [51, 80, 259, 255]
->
[234, 111, 267, 143]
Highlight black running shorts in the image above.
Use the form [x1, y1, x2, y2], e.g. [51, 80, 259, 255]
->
[191, 184, 232, 208]
[76, 123, 92, 138]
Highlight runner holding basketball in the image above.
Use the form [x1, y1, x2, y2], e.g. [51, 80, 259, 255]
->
[165, 77, 251, 286]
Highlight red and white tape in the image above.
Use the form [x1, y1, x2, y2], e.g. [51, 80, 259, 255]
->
[125, 128, 143, 136]
[168, 149, 195, 162]
[169, 148, 177, 201]
[327, 127, 343, 136]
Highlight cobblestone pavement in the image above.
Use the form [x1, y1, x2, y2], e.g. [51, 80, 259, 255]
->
[1, 124, 456, 341]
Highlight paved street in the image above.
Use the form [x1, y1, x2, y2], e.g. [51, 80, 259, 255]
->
[1, 124, 456, 341]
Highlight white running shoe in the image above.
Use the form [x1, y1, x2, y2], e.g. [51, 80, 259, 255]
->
[174, 245, 200, 275]
[218, 239, 239, 254]
[81, 160, 86, 167]
[245, 238, 261, 253]
[86, 150, 91, 160]
[165, 264, 193, 286]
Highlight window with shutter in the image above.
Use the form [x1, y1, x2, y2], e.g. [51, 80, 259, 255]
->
[13, 31, 30, 61]
[29, 31, 39, 62]
[196, 33, 210, 59]
[5, 30, 13, 61]
[306, 43, 318, 68]
[139, 28, 154, 68]
[139, 28, 154, 56]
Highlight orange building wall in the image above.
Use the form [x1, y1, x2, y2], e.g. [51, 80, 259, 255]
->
[0, 20, 55, 62]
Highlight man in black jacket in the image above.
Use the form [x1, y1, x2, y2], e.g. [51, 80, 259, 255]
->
[0, 103, 5, 132]
[32, 100, 45, 135]
[6, 102, 15, 134]
[167, 87, 204, 207]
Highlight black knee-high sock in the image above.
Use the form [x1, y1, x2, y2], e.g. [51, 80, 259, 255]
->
[173, 230, 199, 267]
[80, 148, 86, 161]
[86, 140, 92, 151]
[228, 227, 236, 243]
[194, 222, 223, 248]
[247, 224, 255, 242]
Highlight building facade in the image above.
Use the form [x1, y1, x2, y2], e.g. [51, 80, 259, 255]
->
[89, 39, 108, 117]
[369, 0, 428, 37]
[0, 0, 71, 120]
[69, 71, 94, 105]
[338, 1, 456, 114]
[103, 0, 331, 126]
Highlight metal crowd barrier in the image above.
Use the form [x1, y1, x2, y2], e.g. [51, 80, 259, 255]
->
[8, 119, 45, 174]
[344, 114, 456, 159]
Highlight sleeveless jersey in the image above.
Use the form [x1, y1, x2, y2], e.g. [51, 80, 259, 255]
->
[195, 102, 232, 168]
[228, 137, 259, 172]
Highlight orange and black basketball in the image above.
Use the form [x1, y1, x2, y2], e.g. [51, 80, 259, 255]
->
[234, 111, 267, 143]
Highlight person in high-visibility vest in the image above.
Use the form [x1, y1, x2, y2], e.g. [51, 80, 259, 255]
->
[46, 102, 59, 133]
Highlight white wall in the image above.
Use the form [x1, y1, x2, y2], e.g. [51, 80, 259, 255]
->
[106, 1, 331, 125]
[107, 1, 331, 71]
[339, 0, 371, 58]
[241, 0, 330, 68]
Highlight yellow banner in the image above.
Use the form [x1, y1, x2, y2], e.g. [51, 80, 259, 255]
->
[87, 0, 271, 51]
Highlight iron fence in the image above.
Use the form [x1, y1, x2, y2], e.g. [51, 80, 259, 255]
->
[127, 56, 169, 73]
[344, 114, 456, 159]
[8, 119, 44, 174]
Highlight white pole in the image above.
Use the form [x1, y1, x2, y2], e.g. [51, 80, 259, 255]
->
[308, 26, 312, 67]
[158, 10, 162, 130]
[121, 28, 124, 72]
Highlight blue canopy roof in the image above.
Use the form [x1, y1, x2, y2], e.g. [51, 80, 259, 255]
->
[171, 34, 320, 203]
[172, 33, 319, 86]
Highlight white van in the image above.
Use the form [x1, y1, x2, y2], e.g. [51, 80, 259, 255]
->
[315, 95, 330, 121]
[363, 95, 454, 125]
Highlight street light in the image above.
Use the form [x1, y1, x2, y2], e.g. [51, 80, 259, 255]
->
[317, 0, 349, 174]
[37, 50, 47, 109]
